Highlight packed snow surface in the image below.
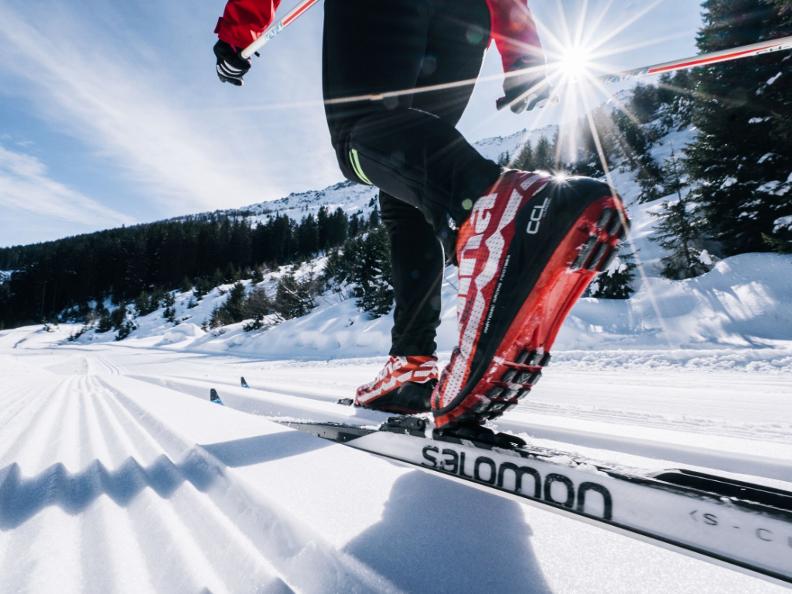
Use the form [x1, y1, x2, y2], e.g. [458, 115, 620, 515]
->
[1, 326, 791, 592]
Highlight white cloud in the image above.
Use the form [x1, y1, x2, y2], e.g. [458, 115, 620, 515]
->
[0, 2, 318, 215]
[0, 143, 134, 228]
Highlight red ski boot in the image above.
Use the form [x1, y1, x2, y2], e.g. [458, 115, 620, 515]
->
[355, 355, 438, 414]
[432, 170, 629, 431]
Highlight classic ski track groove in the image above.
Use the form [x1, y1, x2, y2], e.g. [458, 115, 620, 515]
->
[92, 378, 237, 593]
[79, 378, 158, 594]
[0, 378, 82, 592]
[99, 379, 314, 593]
[143, 370, 790, 443]
[98, 375, 395, 593]
[516, 401, 792, 444]
[94, 377, 290, 593]
[136, 372, 792, 482]
[0, 362, 392, 593]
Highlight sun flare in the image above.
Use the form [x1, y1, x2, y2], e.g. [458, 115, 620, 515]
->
[557, 46, 594, 81]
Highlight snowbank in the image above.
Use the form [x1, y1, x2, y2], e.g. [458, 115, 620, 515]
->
[558, 253, 792, 349]
[54, 251, 786, 361]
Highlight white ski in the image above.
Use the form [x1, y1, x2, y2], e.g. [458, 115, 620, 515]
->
[284, 417, 792, 586]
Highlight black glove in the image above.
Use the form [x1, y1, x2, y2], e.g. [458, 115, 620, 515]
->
[497, 57, 550, 114]
[214, 40, 251, 86]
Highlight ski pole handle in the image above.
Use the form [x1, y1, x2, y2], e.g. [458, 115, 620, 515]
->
[240, 0, 321, 59]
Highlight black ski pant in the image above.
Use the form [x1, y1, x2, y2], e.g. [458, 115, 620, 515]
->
[322, 0, 502, 356]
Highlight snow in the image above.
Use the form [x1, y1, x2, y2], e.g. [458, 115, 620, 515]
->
[66, 249, 792, 359]
[1, 334, 789, 592]
[474, 124, 558, 163]
[774, 215, 792, 232]
[758, 180, 790, 196]
[766, 72, 782, 86]
[178, 125, 561, 228]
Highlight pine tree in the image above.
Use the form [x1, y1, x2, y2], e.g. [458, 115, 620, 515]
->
[587, 249, 637, 299]
[612, 111, 662, 202]
[349, 227, 394, 317]
[327, 207, 349, 247]
[659, 71, 695, 129]
[242, 286, 273, 331]
[161, 292, 176, 324]
[272, 274, 316, 320]
[652, 147, 714, 279]
[533, 136, 554, 171]
[512, 140, 534, 170]
[575, 108, 618, 177]
[685, 0, 792, 255]
[96, 307, 113, 333]
[367, 209, 381, 229]
[212, 281, 247, 327]
[297, 214, 320, 257]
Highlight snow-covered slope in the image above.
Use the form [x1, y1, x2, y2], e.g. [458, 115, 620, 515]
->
[177, 124, 560, 229]
[53, 119, 792, 358]
[202, 180, 379, 227]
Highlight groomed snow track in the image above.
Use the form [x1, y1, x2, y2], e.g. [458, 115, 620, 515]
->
[1, 341, 791, 592]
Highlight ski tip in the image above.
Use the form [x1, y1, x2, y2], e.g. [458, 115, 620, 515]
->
[210, 388, 224, 405]
[337, 398, 354, 407]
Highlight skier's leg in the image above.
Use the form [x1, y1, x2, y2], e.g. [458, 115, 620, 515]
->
[380, 192, 443, 358]
[344, 1, 497, 413]
[351, 192, 442, 413]
[379, 0, 495, 360]
[322, 0, 500, 230]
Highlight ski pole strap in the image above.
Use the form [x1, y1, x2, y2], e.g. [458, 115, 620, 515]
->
[241, 0, 321, 59]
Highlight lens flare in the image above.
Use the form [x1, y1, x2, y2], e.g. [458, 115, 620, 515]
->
[557, 46, 594, 81]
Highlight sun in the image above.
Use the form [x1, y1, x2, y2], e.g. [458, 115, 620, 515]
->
[557, 46, 594, 82]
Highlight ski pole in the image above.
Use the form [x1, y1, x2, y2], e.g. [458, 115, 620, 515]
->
[240, 0, 321, 59]
[605, 35, 792, 81]
[497, 35, 792, 111]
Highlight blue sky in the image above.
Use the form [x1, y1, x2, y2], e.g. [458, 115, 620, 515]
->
[0, 0, 703, 248]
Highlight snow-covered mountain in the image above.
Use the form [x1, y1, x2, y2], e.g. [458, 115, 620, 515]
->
[191, 180, 379, 226]
[44, 115, 789, 362]
[175, 124, 560, 229]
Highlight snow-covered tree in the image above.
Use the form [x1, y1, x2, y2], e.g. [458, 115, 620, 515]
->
[685, 0, 792, 255]
[587, 249, 638, 299]
[653, 147, 715, 279]
[349, 227, 394, 318]
[272, 274, 316, 320]
[612, 111, 663, 203]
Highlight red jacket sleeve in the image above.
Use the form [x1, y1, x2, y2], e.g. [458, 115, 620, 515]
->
[215, 0, 282, 50]
[486, 0, 543, 71]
